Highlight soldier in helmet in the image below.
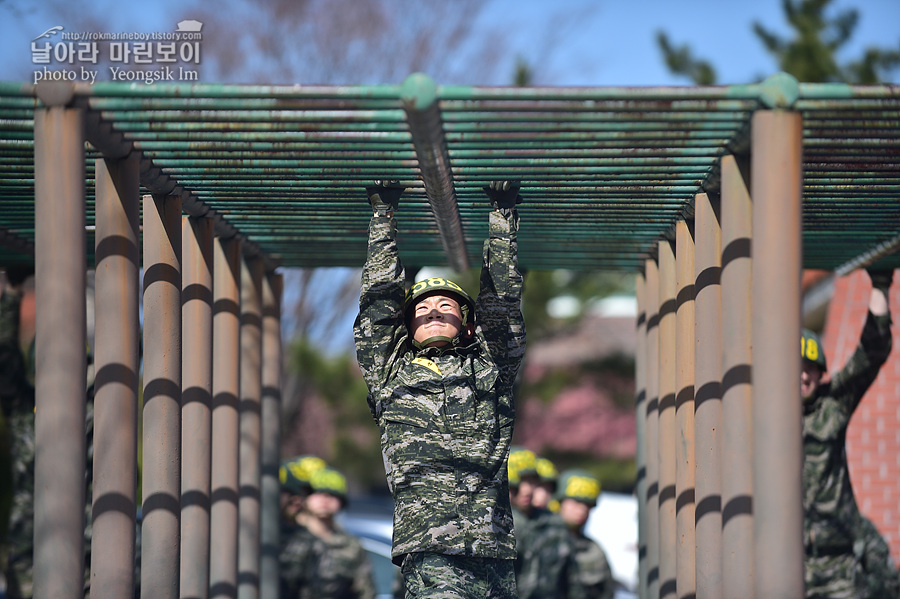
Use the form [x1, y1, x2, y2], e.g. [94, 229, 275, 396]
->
[532, 456, 560, 513]
[280, 465, 376, 599]
[354, 180, 526, 598]
[507, 446, 577, 599]
[555, 469, 615, 599]
[280, 454, 327, 528]
[801, 268, 899, 599]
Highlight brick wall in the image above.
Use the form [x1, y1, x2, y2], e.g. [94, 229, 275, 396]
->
[823, 269, 900, 563]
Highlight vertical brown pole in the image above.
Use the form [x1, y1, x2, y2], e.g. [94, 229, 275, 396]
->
[720, 154, 755, 597]
[210, 238, 242, 599]
[92, 154, 140, 599]
[33, 104, 87, 599]
[238, 257, 264, 599]
[675, 220, 696, 598]
[181, 217, 214, 599]
[142, 193, 183, 599]
[645, 257, 660, 599]
[259, 273, 283, 599]
[635, 273, 649, 599]
[694, 192, 724, 599]
[658, 241, 678, 599]
[751, 110, 804, 599]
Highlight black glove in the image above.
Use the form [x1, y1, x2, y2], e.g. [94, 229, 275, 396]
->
[866, 267, 894, 292]
[483, 180, 522, 210]
[366, 180, 404, 216]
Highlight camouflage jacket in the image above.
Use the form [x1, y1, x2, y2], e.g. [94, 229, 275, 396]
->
[280, 522, 376, 599]
[568, 531, 614, 599]
[802, 310, 892, 555]
[512, 506, 575, 599]
[354, 209, 525, 565]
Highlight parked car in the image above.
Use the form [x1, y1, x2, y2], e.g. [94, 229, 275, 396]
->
[337, 504, 398, 599]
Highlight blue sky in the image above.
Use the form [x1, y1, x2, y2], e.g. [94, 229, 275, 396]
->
[1, 0, 898, 85]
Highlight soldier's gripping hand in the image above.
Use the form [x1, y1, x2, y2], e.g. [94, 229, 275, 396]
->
[866, 267, 894, 293]
[366, 180, 405, 217]
[484, 180, 523, 211]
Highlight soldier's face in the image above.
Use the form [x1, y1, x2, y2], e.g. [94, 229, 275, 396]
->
[306, 492, 342, 519]
[410, 293, 463, 347]
[801, 361, 823, 401]
[559, 498, 591, 529]
[531, 483, 553, 510]
[510, 475, 540, 512]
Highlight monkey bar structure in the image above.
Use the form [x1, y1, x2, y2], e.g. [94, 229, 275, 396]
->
[0, 73, 898, 599]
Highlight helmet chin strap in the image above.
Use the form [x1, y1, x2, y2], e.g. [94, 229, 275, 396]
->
[412, 335, 456, 350]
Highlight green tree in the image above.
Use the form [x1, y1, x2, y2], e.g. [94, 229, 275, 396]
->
[658, 0, 900, 84]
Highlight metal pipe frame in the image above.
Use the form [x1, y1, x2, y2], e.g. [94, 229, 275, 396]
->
[210, 237, 243, 599]
[181, 216, 215, 599]
[91, 153, 140, 599]
[675, 219, 696, 598]
[644, 257, 661, 599]
[400, 73, 469, 272]
[634, 272, 649, 599]
[238, 256, 264, 599]
[33, 104, 87, 599]
[657, 240, 678, 599]
[259, 273, 283, 599]
[693, 194, 724, 599]
[693, 192, 724, 599]
[751, 110, 805, 598]
[141, 193, 183, 599]
[720, 154, 755, 597]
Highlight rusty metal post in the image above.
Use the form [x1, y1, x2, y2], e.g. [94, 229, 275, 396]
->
[33, 101, 87, 599]
[210, 237, 243, 599]
[693, 192, 724, 599]
[142, 193, 183, 599]
[644, 257, 660, 599]
[259, 273, 283, 599]
[635, 273, 649, 599]
[675, 220, 696, 598]
[238, 257, 264, 599]
[657, 241, 677, 599]
[720, 154, 755, 597]
[181, 216, 214, 599]
[750, 110, 804, 599]
[92, 153, 140, 599]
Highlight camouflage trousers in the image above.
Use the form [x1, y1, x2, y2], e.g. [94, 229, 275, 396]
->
[401, 552, 518, 599]
[805, 518, 899, 599]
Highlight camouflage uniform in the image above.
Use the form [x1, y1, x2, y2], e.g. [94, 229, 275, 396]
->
[0, 287, 35, 599]
[511, 505, 575, 599]
[568, 534, 614, 599]
[280, 522, 376, 599]
[354, 208, 525, 597]
[803, 310, 899, 598]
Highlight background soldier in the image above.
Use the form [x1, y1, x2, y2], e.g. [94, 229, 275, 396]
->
[533, 455, 560, 513]
[508, 446, 577, 599]
[556, 469, 615, 599]
[280, 466, 376, 599]
[802, 268, 900, 598]
[354, 180, 526, 598]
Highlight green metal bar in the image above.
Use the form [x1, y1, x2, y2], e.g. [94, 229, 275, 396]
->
[111, 121, 410, 132]
[100, 109, 408, 122]
[89, 97, 403, 110]
[82, 81, 405, 99]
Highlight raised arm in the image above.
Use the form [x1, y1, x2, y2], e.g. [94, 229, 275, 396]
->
[829, 268, 893, 410]
[476, 181, 526, 382]
[353, 182, 408, 403]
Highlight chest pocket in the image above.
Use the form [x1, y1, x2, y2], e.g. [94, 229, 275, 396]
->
[381, 361, 444, 429]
